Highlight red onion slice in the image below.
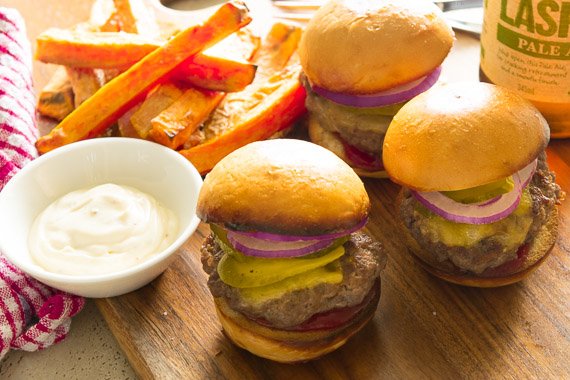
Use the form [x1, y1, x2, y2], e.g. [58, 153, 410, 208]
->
[411, 160, 537, 225]
[412, 189, 522, 225]
[226, 231, 337, 258]
[478, 195, 502, 206]
[231, 218, 368, 242]
[311, 67, 442, 108]
[518, 159, 537, 188]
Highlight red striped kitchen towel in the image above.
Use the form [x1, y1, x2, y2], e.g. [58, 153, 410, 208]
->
[0, 7, 84, 360]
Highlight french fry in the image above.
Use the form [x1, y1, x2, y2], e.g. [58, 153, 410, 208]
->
[65, 67, 104, 107]
[179, 66, 306, 174]
[90, 0, 159, 35]
[37, 67, 74, 121]
[117, 103, 141, 138]
[103, 0, 158, 139]
[102, 68, 122, 82]
[35, 28, 161, 69]
[90, 0, 117, 29]
[91, 0, 154, 99]
[194, 23, 302, 142]
[112, 0, 160, 37]
[36, 3, 116, 121]
[252, 23, 303, 77]
[37, 1, 153, 129]
[149, 28, 260, 149]
[202, 27, 260, 63]
[64, 6, 121, 111]
[63, 1, 135, 118]
[36, 1, 251, 154]
[99, 11, 121, 32]
[173, 28, 260, 92]
[178, 23, 306, 174]
[130, 83, 185, 139]
[149, 89, 224, 149]
[175, 56, 257, 93]
[36, 29, 257, 92]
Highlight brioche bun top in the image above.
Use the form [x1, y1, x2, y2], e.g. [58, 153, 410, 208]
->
[298, 0, 454, 94]
[383, 82, 550, 191]
[197, 139, 369, 235]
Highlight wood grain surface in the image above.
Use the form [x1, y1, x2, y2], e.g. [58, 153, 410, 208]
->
[8, 0, 569, 378]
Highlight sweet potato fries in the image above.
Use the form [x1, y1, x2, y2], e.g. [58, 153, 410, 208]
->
[35, 0, 306, 174]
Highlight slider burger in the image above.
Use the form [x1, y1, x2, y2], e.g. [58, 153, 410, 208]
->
[197, 139, 386, 363]
[298, 0, 454, 177]
[383, 82, 562, 287]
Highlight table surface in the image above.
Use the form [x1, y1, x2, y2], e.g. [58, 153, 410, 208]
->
[1, 1, 569, 379]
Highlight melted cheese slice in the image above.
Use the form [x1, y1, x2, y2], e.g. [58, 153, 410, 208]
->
[420, 189, 533, 248]
[238, 261, 343, 305]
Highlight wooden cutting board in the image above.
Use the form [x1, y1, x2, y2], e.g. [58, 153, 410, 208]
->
[96, 148, 570, 379]
[9, 0, 569, 378]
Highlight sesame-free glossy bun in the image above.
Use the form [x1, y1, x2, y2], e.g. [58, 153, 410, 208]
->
[308, 116, 388, 179]
[383, 82, 550, 191]
[197, 139, 369, 235]
[298, 0, 454, 94]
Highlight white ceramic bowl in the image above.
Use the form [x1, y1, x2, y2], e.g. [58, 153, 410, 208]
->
[0, 138, 202, 298]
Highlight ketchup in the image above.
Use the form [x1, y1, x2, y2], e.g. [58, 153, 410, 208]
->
[338, 135, 384, 171]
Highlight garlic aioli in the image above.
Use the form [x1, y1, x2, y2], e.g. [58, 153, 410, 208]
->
[28, 183, 178, 276]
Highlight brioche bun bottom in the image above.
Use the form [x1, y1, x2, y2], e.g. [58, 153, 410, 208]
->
[214, 281, 381, 363]
[307, 116, 387, 179]
[409, 208, 558, 287]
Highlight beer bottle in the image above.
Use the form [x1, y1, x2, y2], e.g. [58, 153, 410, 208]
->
[479, 0, 570, 138]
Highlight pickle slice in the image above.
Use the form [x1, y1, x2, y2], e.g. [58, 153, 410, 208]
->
[211, 225, 347, 288]
[443, 177, 515, 204]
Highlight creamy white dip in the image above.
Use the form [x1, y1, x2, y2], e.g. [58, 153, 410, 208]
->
[28, 183, 178, 276]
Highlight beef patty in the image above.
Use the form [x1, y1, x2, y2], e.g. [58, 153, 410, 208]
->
[201, 231, 386, 329]
[400, 153, 561, 274]
[304, 83, 392, 155]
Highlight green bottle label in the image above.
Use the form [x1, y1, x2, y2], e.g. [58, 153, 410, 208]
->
[497, 23, 570, 59]
[480, 0, 570, 102]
